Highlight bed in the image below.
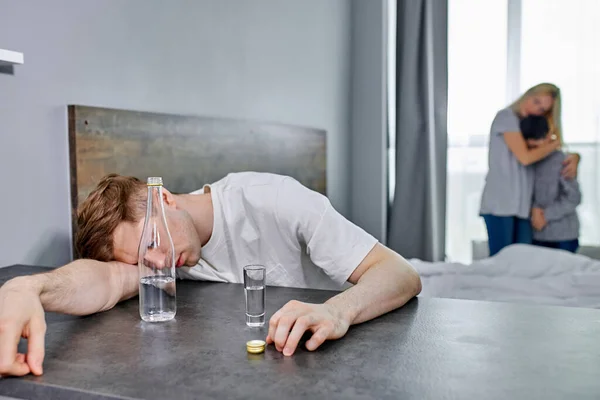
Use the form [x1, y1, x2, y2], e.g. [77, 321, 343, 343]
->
[413, 244, 600, 309]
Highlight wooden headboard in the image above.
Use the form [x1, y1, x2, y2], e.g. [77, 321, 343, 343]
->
[68, 105, 326, 245]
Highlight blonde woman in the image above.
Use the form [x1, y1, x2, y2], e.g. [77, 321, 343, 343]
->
[479, 83, 580, 256]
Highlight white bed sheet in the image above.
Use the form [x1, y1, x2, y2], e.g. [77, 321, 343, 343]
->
[412, 244, 600, 309]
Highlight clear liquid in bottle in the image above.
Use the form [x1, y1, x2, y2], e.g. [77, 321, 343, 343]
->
[138, 177, 176, 322]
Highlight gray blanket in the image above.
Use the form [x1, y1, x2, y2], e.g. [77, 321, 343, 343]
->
[412, 244, 600, 309]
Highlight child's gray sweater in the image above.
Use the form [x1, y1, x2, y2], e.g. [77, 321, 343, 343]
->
[533, 151, 581, 242]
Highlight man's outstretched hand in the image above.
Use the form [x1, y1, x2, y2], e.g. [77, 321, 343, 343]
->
[0, 279, 46, 377]
[0, 260, 141, 377]
[266, 300, 350, 356]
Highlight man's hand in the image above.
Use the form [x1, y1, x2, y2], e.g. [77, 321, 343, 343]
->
[266, 244, 420, 356]
[562, 153, 580, 179]
[531, 207, 547, 231]
[266, 301, 350, 356]
[0, 260, 138, 377]
[0, 280, 46, 377]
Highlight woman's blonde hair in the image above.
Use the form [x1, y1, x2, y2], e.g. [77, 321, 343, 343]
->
[510, 83, 563, 144]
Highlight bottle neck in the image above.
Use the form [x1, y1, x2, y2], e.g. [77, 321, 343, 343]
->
[146, 185, 164, 218]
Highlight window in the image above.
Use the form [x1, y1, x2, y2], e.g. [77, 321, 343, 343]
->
[447, 0, 600, 263]
[446, 0, 508, 262]
[448, 0, 508, 147]
[521, 0, 600, 144]
[521, 0, 600, 254]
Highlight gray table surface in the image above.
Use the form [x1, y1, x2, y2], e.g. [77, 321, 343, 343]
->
[1, 264, 599, 400]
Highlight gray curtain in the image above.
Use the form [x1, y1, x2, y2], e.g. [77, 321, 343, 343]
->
[388, 0, 448, 262]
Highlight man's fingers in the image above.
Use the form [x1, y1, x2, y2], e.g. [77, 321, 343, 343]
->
[0, 353, 31, 377]
[0, 323, 26, 376]
[273, 309, 305, 352]
[282, 316, 312, 356]
[26, 318, 46, 376]
[2, 358, 31, 377]
[269, 300, 304, 351]
[305, 327, 329, 351]
[273, 315, 298, 352]
[267, 311, 282, 346]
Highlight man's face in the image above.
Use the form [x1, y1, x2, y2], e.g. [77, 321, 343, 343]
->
[112, 191, 202, 268]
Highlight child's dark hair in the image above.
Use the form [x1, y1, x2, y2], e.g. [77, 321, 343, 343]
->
[520, 116, 549, 140]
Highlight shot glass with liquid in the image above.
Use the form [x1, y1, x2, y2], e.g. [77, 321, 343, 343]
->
[243, 265, 266, 327]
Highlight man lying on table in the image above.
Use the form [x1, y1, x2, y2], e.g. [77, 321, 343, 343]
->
[0, 172, 421, 377]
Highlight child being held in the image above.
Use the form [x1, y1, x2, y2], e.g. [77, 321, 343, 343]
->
[520, 116, 581, 253]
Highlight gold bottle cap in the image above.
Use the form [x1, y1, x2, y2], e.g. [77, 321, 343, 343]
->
[147, 177, 163, 186]
[246, 340, 266, 354]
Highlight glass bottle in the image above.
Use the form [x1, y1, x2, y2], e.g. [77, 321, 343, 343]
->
[138, 177, 176, 322]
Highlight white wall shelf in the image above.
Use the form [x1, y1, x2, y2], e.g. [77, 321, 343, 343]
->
[0, 48, 24, 66]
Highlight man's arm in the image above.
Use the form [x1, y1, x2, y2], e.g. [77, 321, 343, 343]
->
[6, 259, 139, 315]
[327, 244, 421, 324]
[267, 177, 420, 356]
[0, 260, 137, 376]
[266, 243, 420, 356]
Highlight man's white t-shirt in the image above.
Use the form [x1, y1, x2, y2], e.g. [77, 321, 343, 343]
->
[176, 172, 378, 290]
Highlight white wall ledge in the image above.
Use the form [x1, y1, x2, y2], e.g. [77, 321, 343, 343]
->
[0, 49, 24, 66]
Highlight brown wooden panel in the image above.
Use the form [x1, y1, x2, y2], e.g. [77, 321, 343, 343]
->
[68, 105, 326, 251]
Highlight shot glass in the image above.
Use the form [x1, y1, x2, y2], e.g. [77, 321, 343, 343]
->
[243, 265, 266, 327]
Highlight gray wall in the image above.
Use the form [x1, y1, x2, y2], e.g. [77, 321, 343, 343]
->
[349, 0, 388, 243]
[0, 0, 351, 266]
